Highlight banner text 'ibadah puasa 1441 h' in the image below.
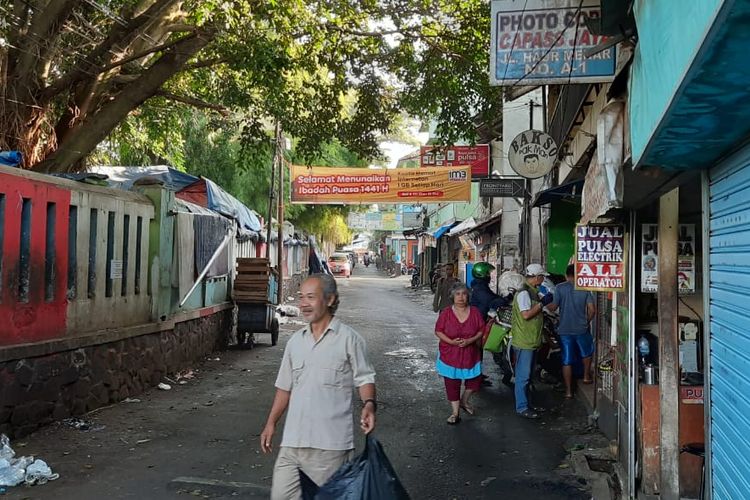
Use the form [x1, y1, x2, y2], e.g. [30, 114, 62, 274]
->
[290, 165, 472, 205]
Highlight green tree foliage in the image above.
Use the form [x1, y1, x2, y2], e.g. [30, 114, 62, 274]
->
[1, 0, 497, 172]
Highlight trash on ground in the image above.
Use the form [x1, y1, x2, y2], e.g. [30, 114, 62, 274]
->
[0, 435, 59, 488]
[122, 398, 141, 403]
[63, 417, 104, 432]
[480, 477, 497, 487]
[176, 370, 196, 382]
[136, 439, 152, 445]
[277, 304, 300, 317]
[158, 382, 172, 391]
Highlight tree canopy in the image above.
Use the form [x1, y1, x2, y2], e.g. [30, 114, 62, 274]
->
[0, 0, 499, 172]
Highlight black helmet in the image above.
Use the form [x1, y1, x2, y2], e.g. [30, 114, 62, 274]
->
[471, 262, 495, 279]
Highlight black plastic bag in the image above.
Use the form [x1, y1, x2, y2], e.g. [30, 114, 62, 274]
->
[300, 435, 410, 500]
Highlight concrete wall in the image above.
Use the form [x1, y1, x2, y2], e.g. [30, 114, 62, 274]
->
[0, 306, 232, 438]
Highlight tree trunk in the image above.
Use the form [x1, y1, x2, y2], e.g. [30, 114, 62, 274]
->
[33, 32, 214, 173]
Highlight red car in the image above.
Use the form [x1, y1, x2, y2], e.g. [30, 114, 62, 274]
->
[328, 253, 351, 278]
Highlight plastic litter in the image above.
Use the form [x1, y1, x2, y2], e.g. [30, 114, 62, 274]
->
[0, 435, 14, 461]
[24, 459, 59, 485]
[0, 435, 58, 489]
[277, 304, 300, 317]
[301, 435, 409, 500]
[157, 382, 172, 390]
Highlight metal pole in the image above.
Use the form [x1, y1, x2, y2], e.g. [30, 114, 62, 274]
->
[276, 124, 285, 305]
[529, 100, 535, 130]
[265, 125, 278, 259]
[628, 209, 637, 499]
[179, 231, 232, 307]
[701, 169, 713, 499]
[658, 187, 680, 500]
[542, 86, 548, 132]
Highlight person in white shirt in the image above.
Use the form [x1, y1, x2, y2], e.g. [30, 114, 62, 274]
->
[260, 274, 377, 499]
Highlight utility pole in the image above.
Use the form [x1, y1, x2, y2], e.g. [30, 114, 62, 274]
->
[265, 126, 277, 259]
[275, 122, 285, 306]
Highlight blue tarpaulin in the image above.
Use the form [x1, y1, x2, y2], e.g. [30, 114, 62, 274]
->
[432, 221, 459, 239]
[0, 151, 22, 167]
[203, 178, 262, 233]
[84, 165, 199, 191]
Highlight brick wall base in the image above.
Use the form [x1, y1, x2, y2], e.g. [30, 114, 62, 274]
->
[0, 309, 232, 438]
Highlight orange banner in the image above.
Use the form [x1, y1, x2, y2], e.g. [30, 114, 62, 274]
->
[290, 165, 472, 204]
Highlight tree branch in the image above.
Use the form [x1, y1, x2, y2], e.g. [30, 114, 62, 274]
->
[154, 91, 229, 115]
[41, 0, 182, 99]
[180, 57, 228, 72]
[34, 30, 215, 173]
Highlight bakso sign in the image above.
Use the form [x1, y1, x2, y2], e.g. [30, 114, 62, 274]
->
[575, 224, 625, 292]
[508, 129, 557, 179]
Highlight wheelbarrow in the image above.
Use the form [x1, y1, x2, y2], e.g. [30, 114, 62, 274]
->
[237, 302, 279, 348]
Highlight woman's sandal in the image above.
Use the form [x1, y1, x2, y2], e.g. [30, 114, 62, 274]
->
[446, 413, 461, 425]
[460, 403, 475, 416]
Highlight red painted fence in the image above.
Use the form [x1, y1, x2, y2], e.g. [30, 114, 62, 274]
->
[1, 173, 70, 345]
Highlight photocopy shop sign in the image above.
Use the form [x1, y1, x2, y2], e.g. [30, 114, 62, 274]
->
[490, 0, 616, 86]
[290, 165, 471, 204]
[575, 224, 625, 291]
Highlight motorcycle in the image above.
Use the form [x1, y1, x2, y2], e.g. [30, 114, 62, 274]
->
[410, 266, 420, 288]
[487, 290, 563, 387]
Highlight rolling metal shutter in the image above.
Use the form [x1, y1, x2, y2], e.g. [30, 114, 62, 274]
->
[709, 148, 750, 498]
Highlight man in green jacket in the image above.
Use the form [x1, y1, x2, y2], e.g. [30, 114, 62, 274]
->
[511, 263, 554, 419]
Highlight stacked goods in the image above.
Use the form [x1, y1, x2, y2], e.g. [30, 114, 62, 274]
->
[233, 258, 276, 303]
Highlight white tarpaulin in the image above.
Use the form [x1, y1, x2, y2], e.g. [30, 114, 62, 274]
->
[581, 99, 626, 223]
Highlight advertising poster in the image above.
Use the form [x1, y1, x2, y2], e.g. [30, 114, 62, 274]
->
[575, 224, 626, 291]
[641, 224, 696, 294]
[291, 165, 471, 204]
[490, 0, 616, 86]
[419, 145, 490, 179]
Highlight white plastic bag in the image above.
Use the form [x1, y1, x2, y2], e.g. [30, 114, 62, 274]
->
[0, 435, 15, 461]
[0, 458, 25, 487]
[25, 459, 59, 485]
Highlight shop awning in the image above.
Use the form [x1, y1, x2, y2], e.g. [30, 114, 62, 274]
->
[630, 0, 750, 170]
[448, 217, 477, 237]
[532, 179, 584, 208]
[432, 221, 459, 239]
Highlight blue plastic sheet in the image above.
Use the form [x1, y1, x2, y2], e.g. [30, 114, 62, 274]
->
[0, 151, 22, 167]
[204, 178, 261, 232]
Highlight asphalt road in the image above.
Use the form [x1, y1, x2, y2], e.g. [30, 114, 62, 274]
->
[3, 265, 594, 499]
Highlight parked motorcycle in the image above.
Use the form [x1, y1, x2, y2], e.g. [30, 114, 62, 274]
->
[410, 266, 420, 288]
[487, 286, 563, 387]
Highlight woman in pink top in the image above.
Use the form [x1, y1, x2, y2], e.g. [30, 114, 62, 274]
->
[434, 283, 485, 424]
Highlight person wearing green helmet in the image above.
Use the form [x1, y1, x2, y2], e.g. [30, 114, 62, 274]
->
[469, 262, 508, 320]
[470, 262, 509, 388]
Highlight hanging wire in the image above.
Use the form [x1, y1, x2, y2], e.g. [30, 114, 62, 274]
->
[499, 0, 530, 85]
[509, 0, 585, 87]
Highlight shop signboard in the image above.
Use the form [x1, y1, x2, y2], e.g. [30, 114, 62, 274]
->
[641, 224, 696, 294]
[508, 130, 558, 179]
[419, 145, 490, 179]
[479, 177, 526, 197]
[489, 0, 616, 86]
[291, 165, 471, 204]
[575, 224, 626, 291]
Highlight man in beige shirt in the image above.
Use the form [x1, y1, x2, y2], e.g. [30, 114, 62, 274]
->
[260, 274, 377, 499]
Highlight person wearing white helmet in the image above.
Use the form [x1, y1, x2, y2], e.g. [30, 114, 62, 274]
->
[510, 263, 554, 419]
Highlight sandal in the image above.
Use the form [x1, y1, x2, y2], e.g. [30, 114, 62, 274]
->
[518, 409, 539, 420]
[446, 413, 461, 425]
[460, 402, 475, 416]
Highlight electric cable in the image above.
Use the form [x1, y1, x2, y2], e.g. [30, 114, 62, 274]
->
[510, 0, 585, 87]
